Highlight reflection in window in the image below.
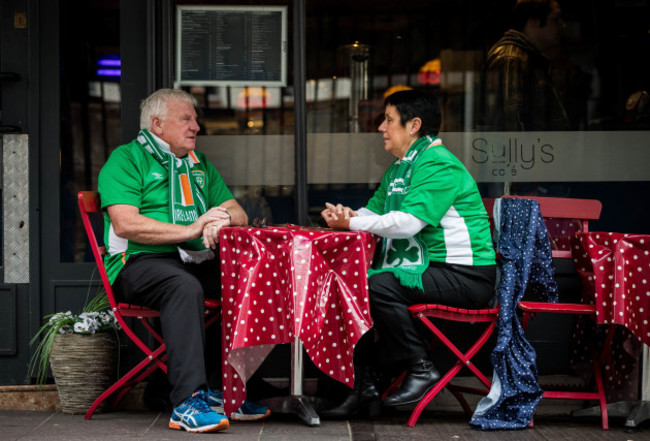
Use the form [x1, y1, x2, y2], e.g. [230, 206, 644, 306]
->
[60, 0, 121, 262]
[302, 0, 650, 227]
[183, 81, 297, 226]
[303, 1, 650, 134]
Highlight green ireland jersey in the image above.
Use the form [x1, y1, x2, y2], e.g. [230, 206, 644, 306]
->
[365, 143, 495, 266]
[98, 139, 234, 284]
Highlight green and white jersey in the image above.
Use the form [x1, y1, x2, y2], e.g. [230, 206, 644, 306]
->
[98, 139, 233, 284]
[365, 143, 495, 266]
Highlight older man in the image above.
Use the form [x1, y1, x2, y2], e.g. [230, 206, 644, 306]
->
[98, 88, 269, 433]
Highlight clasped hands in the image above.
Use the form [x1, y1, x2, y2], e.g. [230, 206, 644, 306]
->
[195, 206, 231, 249]
[321, 202, 356, 230]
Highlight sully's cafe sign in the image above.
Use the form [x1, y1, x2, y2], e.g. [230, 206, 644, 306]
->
[198, 131, 650, 185]
[444, 131, 650, 182]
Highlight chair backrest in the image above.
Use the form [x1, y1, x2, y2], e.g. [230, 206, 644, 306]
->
[483, 196, 602, 258]
[77, 191, 118, 310]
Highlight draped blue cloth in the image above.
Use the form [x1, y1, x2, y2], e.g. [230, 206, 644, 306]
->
[470, 198, 558, 430]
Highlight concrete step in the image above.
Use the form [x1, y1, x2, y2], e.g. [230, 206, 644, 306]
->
[0, 383, 146, 412]
[0, 375, 589, 414]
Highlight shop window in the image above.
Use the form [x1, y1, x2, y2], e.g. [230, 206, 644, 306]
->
[60, 0, 121, 262]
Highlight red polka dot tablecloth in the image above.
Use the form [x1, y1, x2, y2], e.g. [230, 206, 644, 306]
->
[219, 225, 378, 417]
[545, 218, 583, 254]
[572, 232, 650, 346]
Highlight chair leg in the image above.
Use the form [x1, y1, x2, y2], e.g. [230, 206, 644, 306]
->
[593, 325, 616, 431]
[527, 316, 613, 431]
[405, 317, 496, 427]
[109, 356, 167, 411]
[446, 383, 491, 416]
[424, 319, 495, 388]
[407, 365, 459, 426]
[84, 343, 167, 420]
[592, 356, 609, 430]
[86, 310, 220, 419]
[204, 311, 220, 329]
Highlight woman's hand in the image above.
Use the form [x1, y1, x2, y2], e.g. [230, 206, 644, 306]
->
[321, 202, 356, 230]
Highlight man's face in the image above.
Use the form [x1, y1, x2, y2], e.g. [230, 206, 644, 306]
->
[152, 99, 200, 157]
[538, 1, 565, 50]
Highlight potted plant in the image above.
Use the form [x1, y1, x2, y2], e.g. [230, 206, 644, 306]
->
[29, 291, 120, 414]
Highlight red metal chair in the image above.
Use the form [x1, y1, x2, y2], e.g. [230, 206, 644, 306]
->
[382, 201, 500, 427]
[497, 195, 613, 430]
[77, 191, 221, 419]
[391, 304, 500, 426]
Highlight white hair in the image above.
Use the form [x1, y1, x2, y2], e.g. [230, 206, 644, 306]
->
[139, 89, 198, 130]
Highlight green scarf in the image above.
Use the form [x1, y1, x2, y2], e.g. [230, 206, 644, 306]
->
[367, 136, 438, 290]
[137, 129, 214, 262]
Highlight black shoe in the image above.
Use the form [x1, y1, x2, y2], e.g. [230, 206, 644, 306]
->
[319, 365, 383, 419]
[319, 381, 381, 419]
[383, 359, 440, 407]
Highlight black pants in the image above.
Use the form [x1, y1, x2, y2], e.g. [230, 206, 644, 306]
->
[358, 262, 497, 370]
[112, 252, 220, 407]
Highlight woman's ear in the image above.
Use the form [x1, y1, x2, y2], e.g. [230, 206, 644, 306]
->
[409, 117, 422, 135]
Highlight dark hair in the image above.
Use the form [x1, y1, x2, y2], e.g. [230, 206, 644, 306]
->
[383, 90, 441, 137]
[512, 0, 554, 30]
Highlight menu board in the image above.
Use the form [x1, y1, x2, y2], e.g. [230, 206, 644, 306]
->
[176, 6, 287, 86]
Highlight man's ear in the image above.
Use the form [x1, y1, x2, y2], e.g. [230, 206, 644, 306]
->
[150, 116, 163, 135]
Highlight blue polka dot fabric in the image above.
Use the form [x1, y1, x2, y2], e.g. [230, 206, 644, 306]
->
[470, 198, 558, 430]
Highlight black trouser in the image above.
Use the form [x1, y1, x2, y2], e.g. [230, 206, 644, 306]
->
[112, 252, 220, 407]
[358, 262, 497, 370]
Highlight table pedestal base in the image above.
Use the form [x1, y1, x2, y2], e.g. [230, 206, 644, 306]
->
[260, 395, 320, 426]
[623, 401, 650, 429]
[572, 400, 650, 429]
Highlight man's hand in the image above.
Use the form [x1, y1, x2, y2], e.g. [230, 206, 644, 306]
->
[187, 206, 231, 241]
[107, 204, 231, 245]
[201, 218, 230, 249]
[106, 202, 244, 246]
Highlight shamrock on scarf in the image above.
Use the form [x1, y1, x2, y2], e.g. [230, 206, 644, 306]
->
[387, 239, 419, 266]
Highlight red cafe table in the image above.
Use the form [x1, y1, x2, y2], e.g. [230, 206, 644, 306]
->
[219, 225, 378, 425]
[571, 232, 650, 429]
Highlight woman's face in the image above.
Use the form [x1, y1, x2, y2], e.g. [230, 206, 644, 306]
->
[378, 104, 414, 158]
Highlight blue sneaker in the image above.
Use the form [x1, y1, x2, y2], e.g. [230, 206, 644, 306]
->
[208, 390, 271, 421]
[169, 390, 229, 433]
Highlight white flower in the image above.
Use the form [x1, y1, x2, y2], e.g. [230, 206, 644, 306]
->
[74, 322, 89, 333]
[31, 294, 119, 386]
[79, 312, 99, 322]
[44, 301, 118, 337]
[49, 311, 74, 326]
[58, 324, 73, 334]
[98, 311, 113, 326]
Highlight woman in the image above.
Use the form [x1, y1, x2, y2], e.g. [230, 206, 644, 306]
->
[320, 90, 496, 417]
